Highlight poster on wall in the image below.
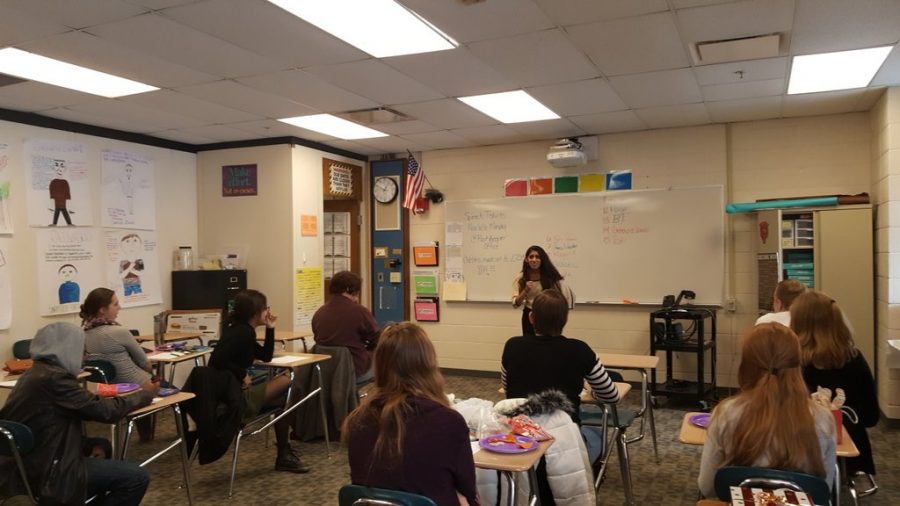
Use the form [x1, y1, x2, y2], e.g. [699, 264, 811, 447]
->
[294, 267, 323, 329]
[101, 150, 156, 230]
[25, 139, 92, 228]
[104, 229, 161, 308]
[0, 140, 12, 234]
[36, 228, 103, 316]
[0, 238, 11, 329]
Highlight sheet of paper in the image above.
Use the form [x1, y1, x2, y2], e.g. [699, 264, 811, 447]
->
[471, 441, 481, 454]
[332, 212, 351, 234]
[150, 352, 181, 360]
[332, 235, 349, 257]
[333, 257, 350, 273]
[268, 355, 311, 365]
[444, 281, 467, 301]
[0, 379, 18, 387]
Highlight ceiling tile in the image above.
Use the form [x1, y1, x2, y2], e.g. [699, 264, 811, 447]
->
[120, 90, 262, 124]
[569, 110, 648, 134]
[236, 70, 379, 113]
[304, 59, 444, 105]
[468, 29, 599, 87]
[527, 79, 628, 116]
[324, 140, 374, 156]
[566, 12, 690, 76]
[55, 99, 207, 131]
[782, 89, 869, 117]
[85, 13, 282, 78]
[872, 45, 900, 86]
[671, 0, 736, 8]
[0, 82, 100, 112]
[450, 125, 531, 145]
[508, 119, 586, 141]
[608, 68, 702, 108]
[533, 0, 669, 25]
[374, 121, 440, 136]
[635, 103, 711, 128]
[0, 5, 71, 46]
[353, 136, 432, 156]
[693, 57, 788, 86]
[19, 31, 219, 89]
[229, 119, 337, 142]
[792, 0, 900, 54]
[148, 128, 216, 144]
[383, 48, 515, 97]
[160, 0, 369, 68]
[676, 0, 795, 49]
[706, 96, 783, 123]
[2, 0, 146, 30]
[175, 80, 318, 119]
[399, 0, 554, 43]
[854, 88, 886, 111]
[702, 78, 785, 101]
[400, 130, 476, 150]
[125, 1, 201, 9]
[392, 99, 495, 130]
[170, 124, 255, 142]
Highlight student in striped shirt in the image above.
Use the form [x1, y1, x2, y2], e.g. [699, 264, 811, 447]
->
[501, 289, 619, 424]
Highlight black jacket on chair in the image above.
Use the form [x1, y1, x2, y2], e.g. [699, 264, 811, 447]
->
[291, 344, 358, 441]
[181, 366, 245, 465]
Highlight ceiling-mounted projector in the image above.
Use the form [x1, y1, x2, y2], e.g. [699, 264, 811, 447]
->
[547, 138, 586, 168]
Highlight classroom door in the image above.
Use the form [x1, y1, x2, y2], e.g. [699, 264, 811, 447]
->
[323, 199, 360, 303]
[370, 159, 409, 326]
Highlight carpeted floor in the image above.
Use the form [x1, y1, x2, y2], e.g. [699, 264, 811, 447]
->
[104, 372, 897, 505]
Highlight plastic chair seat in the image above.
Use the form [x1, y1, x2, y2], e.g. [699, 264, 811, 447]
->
[581, 405, 636, 427]
[0, 420, 37, 504]
[339, 484, 437, 506]
[12, 339, 31, 360]
[713, 466, 831, 506]
[83, 359, 117, 384]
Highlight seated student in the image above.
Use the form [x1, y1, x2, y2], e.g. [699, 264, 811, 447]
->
[791, 290, 879, 478]
[756, 279, 806, 326]
[81, 287, 154, 387]
[208, 289, 309, 473]
[697, 323, 836, 499]
[0, 322, 156, 505]
[501, 289, 619, 422]
[312, 270, 380, 384]
[344, 322, 479, 506]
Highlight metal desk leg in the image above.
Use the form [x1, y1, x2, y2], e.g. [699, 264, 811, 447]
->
[315, 363, 331, 456]
[173, 404, 194, 505]
[835, 461, 841, 506]
[526, 467, 542, 506]
[643, 370, 659, 463]
[504, 471, 517, 506]
[617, 429, 634, 505]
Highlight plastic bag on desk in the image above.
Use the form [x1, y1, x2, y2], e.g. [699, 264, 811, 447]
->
[452, 397, 500, 440]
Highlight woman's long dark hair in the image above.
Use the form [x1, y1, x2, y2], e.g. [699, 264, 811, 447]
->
[227, 289, 267, 325]
[79, 287, 116, 324]
[517, 245, 563, 292]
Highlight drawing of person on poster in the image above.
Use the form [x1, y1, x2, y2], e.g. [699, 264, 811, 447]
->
[57, 263, 80, 304]
[119, 233, 144, 296]
[101, 150, 155, 230]
[0, 140, 11, 234]
[120, 164, 135, 215]
[48, 158, 73, 226]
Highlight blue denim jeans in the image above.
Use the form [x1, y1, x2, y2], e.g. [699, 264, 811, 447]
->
[85, 458, 150, 506]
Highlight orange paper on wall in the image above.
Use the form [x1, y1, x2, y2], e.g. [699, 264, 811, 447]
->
[300, 215, 317, 236]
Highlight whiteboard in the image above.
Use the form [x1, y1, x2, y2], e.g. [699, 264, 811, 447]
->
[445, 186, 724, 305]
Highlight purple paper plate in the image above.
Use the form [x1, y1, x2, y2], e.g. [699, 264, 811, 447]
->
[116, 383, 140, 394]
[689, 413, 711, 428]
[158, 387, 179, 397]
[479, 434, 538, 454]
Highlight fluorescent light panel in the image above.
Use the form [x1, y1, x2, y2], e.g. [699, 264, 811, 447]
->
[788, 46, 892, 95]
[0, 48, 157, 98]
[267, 0, 457, 58]
[458, 90, 560, 123]
[278, 114, 388, 139]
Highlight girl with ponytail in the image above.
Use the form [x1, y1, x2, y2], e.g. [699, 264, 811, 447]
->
[791, 290, 879, 478]
[697, 323, 836, 499]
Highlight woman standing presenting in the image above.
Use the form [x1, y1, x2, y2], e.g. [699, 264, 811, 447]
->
[512, 245, 572, 335]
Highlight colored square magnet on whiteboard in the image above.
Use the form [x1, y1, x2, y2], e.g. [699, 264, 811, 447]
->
[606, 170, 632, 190]
[530, 177, 552, 195]
[579, 174, 605, 192]
[504, 179, 528, 197]
[554, 176, 578, 193]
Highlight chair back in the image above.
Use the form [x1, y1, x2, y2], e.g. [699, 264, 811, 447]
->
[83, 359, 117, 384]
[338, 485, 437, 506]
[607, 370, 624, 382]
[714, 466, 831, 505]
[12, 339, 31, 359]
[0, 420, 35, 455]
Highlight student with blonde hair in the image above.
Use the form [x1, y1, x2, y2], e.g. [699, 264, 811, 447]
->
[344, 322, 479, 506]
[697, 323, 836, 499]
[756, 279, 806, 326]
[791, 290, 879, 478]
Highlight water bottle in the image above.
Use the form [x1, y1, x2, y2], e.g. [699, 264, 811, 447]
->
[173, 246, 193, 270]
[153, 312, 165, 346]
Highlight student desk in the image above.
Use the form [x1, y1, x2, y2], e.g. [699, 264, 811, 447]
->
[581, 381, 632, 403]
[597, 353, 659, 461]
[136, 331, 204, 345]
[0, 370, 90, 388]
[474, 439, 554, 506]
[581, 382, 636, 505]
[256, 353, 331, 453]
[148, 348, 212, 385]
[679, 411, 858, 506]
[256, 329, 312, 351]
[116, 392, 196, 505]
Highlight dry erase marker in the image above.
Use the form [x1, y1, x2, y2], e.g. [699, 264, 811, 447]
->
[622, 299, 636, 304]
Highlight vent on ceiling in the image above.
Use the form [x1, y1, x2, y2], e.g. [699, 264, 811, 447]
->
[337, 107, 411, 125]
[692, 33, 781, 66]
[0, 73, 27, 88]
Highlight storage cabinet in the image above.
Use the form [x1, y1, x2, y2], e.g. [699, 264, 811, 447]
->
[756, 206, 873, 366]
[650, 308, 718, 409]
[172, 269, 247, 313]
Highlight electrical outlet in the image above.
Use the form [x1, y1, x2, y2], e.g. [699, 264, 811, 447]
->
[726, 297, 737, 312]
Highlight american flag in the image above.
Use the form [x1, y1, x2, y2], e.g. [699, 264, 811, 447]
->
[403, 154, 426, 213]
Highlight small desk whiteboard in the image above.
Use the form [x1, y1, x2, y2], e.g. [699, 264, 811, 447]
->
[445, 186, 724, 305]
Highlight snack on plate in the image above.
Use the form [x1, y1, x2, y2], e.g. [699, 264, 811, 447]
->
[729, 487, 812, 506]
[486, 432, 534, 449]
[508, 415, 552, 441]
